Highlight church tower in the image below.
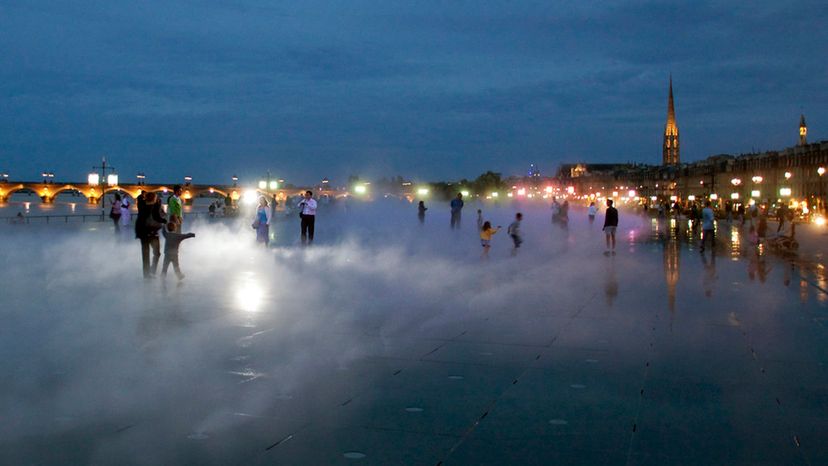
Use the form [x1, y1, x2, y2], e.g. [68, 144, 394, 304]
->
[799, 114, 808, 146]
[663, 77, 680, 165]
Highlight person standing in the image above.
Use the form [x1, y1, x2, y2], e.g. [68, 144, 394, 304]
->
[507, 212, 523, 255]
[110, 193, 123, 232]
[167, 185, 183, 232]
[588, 202, 598, 224]
[299, 190, 317, 244]
[603, 199, 618, 255]
[135, 192, 167, 278]
[417, 201, 427, 224]
[450, 193, 464, 229]
[255, 196, 272, 247]
[119, 196, 131, 229]
[699, 200, 715, 253]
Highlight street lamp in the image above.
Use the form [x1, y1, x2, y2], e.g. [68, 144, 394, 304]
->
[92, 156, 116, 218]
[107, 173, 119, 186]
[136, 173, 146, 185]
[819, 167, 826, 213]
[232, 175, 239, 187]
[784, 171, 792, 180]
[730, 178, 741, 186]
[184, 176, 193, 185]
[751, 175, 763, 184]
[0, 172, 8, 182]
[88, 173, 100, 185]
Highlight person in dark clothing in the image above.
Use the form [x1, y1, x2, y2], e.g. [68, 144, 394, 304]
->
[603, 199, 619, 255]
[135, 191, 167, 278]
[298, 190, 317, 244]
[450, 192, 464, 229]
[417, 201, 427, 224]
[162, 222, 195, 280]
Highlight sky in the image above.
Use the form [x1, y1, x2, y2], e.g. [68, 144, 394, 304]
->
[1, 0, 827, 185]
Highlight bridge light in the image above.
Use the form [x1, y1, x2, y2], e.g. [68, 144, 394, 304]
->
[269, 180, 278, 190]
[417, 187, 429, 196]
[88, 173, 100, 185]
[107, 174, 118, 186]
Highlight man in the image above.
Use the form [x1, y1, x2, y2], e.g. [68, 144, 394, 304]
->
[299, 190, 317, 244]
[167, 185, 183, 232]
[700, 200, 715, 253]
[603, 199, 618, 255]
[450, 192, 464, 229]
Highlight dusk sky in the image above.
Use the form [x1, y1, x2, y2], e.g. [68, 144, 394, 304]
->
[2, 0, 827, 185]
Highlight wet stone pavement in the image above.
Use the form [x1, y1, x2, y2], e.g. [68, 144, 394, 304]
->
[1, 209, 827, 465]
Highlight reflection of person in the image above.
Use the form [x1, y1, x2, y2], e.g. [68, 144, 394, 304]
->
[479, 221, 500, 259]
[450, 193, 464, 229]
[603, 199, 618, 255]
[476, 209, 483, 231]
[255, 197, 272, 246]
[507, 212, 523, 255]
[162, 222, 195, 280]
[604, 256, 618, 307]
[120, 196, 131, 228]
[167, 185, 183, 232]
[135, 192, 167, 278]
[299, 190, 317, 244]
[417, 201, 427, 224]
[699, 201, 715, 253]
[702, 251, 717, 297]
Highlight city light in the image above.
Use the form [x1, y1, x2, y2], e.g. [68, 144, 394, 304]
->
[730, 178, 741, 186]
[819, 167, 826, 176]
[752, 175, 763, 184]
[628, 190, 636, 198]
[730, 193, 739, 200]
[269, 180, 278, 190]
[242, 189, 258, 205]
[784, 172, 792, 180]
[670, 195, 677, 202]
[687, 195, 696, 201]
[184, 176, 193, 184]
[751, 190, 760, 198]
[460, 190, 470, 197]
[650, 196, 657, 201]
[815, 216, 827, 226]
[780, 188, 792, 197]
[710, 193, 719, 200]
[491, 192, 499, 198]
[417, 187, 429, 196]
[258, 181, 267, 189]
[612, 191, 618, 198]
[354, 184, 367, 194]
[517, 188, 526, 196]
[566, 186, 575, 195]
[87, 173, 100, 185]
[544, 187, 553, 194]
[107, 174, 118, 186]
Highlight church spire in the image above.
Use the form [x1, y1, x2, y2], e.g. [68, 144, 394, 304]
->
[663, 76, 680, 165]
[799, 114, 807, 145]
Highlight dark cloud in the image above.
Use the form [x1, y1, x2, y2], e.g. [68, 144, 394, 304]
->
[0, 0, 826, 183]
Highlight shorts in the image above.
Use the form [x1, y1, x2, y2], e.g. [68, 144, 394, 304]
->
[511, 234, 522, 248]
[480, 239, 491, 248]
[603, 226, 617, 235]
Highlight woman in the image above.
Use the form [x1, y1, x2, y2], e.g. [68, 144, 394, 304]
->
[119, 196, 131, 228]
[255, 197, 272, 247]
[110, 193, 123, 232]
[135, 192, 167, 278]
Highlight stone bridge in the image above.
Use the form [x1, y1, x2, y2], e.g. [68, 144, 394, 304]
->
[0, 181, 340, 204]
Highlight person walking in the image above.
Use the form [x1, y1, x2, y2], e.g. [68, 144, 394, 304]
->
[167, 185, 183, 232]
[507, 212, 523, 255]
[699, 200, 715, 253]
[162, 222, 195, 280]
[299, 190, 317, 244]
[417, 201, 427, 224]
[603, 199, 618, 255]
[450, 193, 464, 229]
[254, 196, 272, 247]
[135, 191, 167, 278]
[110, 193, 123, 232]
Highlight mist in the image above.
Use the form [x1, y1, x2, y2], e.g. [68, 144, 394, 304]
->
[1, 200, 821, 464]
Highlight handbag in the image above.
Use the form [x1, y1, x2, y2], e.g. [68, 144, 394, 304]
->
[252, 219, 260, 229]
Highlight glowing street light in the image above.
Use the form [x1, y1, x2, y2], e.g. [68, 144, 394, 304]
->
[752, 175, 763, 184]
[491, 192, 499, 198]
[107, 173, 119, 186]
[417, 187, 429, 196]
[184, 176, 193, 185]
[269, 180, 278, 190]
[628, 190, 636, 198]
[730, 193, 739, 200]
[517, 188, 526, 196]
[258, 180, 267, 190]
[751, 190, 760, 198]
[354, 184, 367, 194]
[687, 195, 696, 201]
[784, 172, 792, 180]
[231, 175, 239, 187]
[460, 190, 470, 197]
[136, 173, 146, 185]
[88, 173, 100, 185]
[710, 193, 719, 200]
[780, 188, 792, 197]
[730, 178, 741, 186]
[819, 167, 826, 176]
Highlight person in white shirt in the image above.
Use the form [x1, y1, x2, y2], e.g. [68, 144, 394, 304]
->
[299, 190, 318, 244]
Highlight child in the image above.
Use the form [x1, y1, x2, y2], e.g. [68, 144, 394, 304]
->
[507, 213, 523, 255]
[480, 221, 500, 259]
[162, 222, 195, 280]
